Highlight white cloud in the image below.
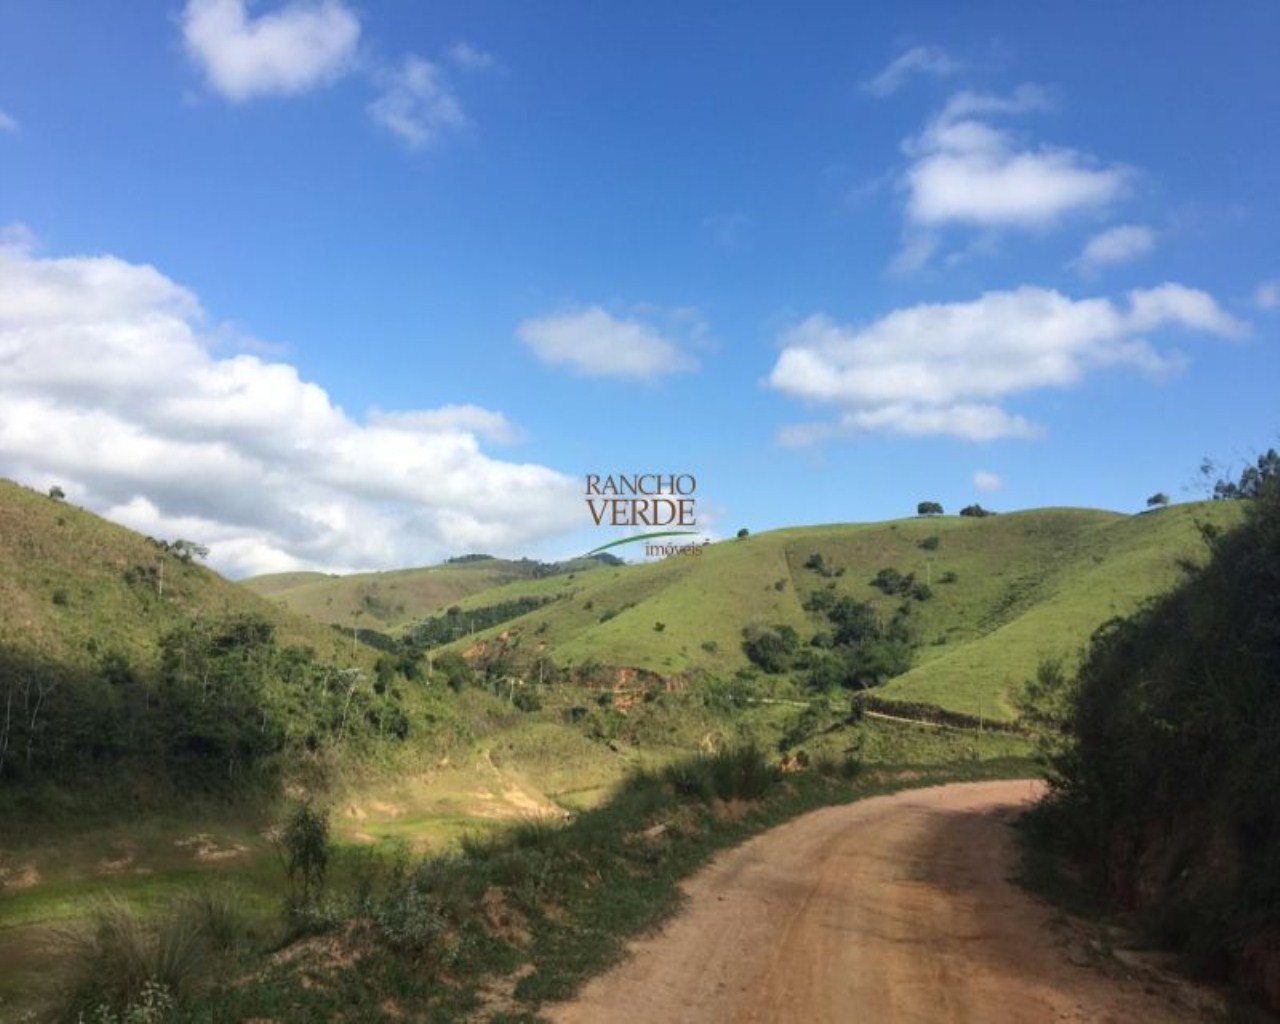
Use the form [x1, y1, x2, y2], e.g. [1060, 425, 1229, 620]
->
[516, 307, 699, 381]
[769, 284, 1247, 442]
[0, 233, 580, 577]
[903, 85, 1128, 230]
[864, 46, 961, 98]
[448, 42, 495, 73]
[1073, 224, 1155, 274]
[367, 404, 519, 444]
[181, 0, 360, 102]
[0, 108, 18, 134]
[1256, 280, 1280, 311]
[973, 470, 1003, 492]
[368, 55, 466, 149]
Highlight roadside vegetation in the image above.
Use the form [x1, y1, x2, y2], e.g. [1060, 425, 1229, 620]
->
[1018, 450, 1280, 1012]
[45, 747, 1034, 1023]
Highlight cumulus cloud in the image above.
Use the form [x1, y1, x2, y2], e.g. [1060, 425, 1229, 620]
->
[0, 108, 18, 134]
[181, 0, 360, 101]
[1073, 224, 1155, 274]
[973, 470, 1003, 492]
[516, 307, 700, 381]
[368, 55, 466, 149]
[864, 46, 961, 98]
[769, 284, 1247, 442]
[0, 233, 580, 577]
[902, 85, 1128, 232]
[1256, 280, 1280, 311]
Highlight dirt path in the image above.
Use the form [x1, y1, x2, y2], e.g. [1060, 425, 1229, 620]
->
[547, 780, 1220, 1024]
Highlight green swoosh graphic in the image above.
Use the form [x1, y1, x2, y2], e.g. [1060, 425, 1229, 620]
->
[585, 530, 700, 556]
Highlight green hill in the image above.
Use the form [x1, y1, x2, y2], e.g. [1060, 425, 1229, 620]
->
[0, 479, 439, 810]
[241, 556, 608, 633]
[371, 503, 1242, 722]
[0, 479, 360, 669]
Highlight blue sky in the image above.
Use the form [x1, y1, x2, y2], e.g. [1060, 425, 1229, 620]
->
[0, 1, 1276, 576]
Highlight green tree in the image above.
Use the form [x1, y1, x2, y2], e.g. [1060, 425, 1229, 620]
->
[917, 500, 943, 516]
[1210, 448, 1279, 500]
[1146, 492, 1170, 508]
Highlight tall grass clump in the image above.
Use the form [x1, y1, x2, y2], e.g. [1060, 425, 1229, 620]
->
[660, 742, 778, 803]
[58, 890, 249, 1020]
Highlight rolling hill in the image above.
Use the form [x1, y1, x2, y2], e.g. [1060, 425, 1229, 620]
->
[0, 479, 364, 670]
[242, 555, 609, 633]
[262, 503, 1241, 722]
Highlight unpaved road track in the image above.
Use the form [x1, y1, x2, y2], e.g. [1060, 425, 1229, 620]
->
[548, 780, 1216, 1024]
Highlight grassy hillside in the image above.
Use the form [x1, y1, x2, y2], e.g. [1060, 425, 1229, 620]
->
[394, 503, 1243, 722]
[242, 556, 608, 633]
[0, 479, 453, 812]
[0, 479, 360, 670]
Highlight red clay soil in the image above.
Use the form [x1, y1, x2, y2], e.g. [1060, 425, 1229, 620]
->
[547, 780, 1227, 1024]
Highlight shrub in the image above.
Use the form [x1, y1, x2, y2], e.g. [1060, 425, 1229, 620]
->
[280, 801, 331, 906]
[870, 567, 902, 594]
[742, 624, 800, 673]
[918, 535, 940, 551]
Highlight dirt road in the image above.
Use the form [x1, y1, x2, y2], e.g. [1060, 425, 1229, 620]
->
[547, 780, 1218, 1024]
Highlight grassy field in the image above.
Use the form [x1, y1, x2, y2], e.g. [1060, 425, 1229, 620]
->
[0, 712, 1034, 1020]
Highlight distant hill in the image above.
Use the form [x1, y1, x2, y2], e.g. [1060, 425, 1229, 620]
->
[242, 556, 609, 634]
[355, 504, 1243, 722]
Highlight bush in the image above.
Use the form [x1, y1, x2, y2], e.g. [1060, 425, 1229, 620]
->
[280, 801, 330, 906]
[742, 624, 800, 673]
[918, 535, 940, 551]
[1026, 476, 1280, 995]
